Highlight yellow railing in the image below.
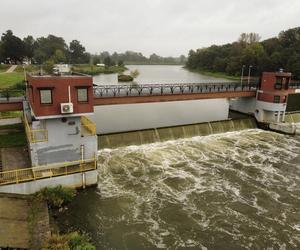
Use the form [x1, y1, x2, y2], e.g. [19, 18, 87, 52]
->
[23, 115, 48, 143]
[0, 157, 97, 186]
[81, 116, 96, 136]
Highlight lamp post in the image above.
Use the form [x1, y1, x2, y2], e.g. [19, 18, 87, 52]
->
[240, 65, 246, 85]
[247, 65, 253, 85]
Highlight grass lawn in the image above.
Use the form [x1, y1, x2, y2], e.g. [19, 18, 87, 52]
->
[0, 72, 25, 89]
[0, 64, 10, 73]
[72, 64, 127, 75]
[0, 123, 27, 148]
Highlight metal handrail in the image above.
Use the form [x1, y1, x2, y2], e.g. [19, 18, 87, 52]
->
[81, 116, 96, 135]
[0, 157, 97, 186]
[23, 115, 48, 143]
[93, 82, 259, 98]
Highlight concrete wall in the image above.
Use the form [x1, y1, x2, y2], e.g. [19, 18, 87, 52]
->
[92, 99, 230, 134]
[0, 170, 98, 195]
[30, 117, 97, 166]
[230, 97, 256, 114]
[255, 101, 287, 123]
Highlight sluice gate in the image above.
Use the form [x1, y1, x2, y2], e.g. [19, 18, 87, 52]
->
[98, 117, 257, 149]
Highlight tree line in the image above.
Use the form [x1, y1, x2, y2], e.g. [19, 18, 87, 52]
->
[93, 51, 186, 66]
[0, 30, 186, 67]
[186, 27, 300, 79]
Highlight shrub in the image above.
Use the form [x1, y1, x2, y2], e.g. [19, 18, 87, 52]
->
[35, 185, 76, 208]
[42, 232, 96, 250]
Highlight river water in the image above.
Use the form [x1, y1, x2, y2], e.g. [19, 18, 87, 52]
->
[58, 130, 300, 249]
[58, 66, 300, 249]
[93, 65, 228, 85]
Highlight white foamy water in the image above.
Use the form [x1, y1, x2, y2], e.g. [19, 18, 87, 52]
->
[58, 129, 300, 249]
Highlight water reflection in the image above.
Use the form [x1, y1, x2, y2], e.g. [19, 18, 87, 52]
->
[93, 65, 228, 85]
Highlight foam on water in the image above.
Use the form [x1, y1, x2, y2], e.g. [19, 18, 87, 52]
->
[58, 130, 300, 249]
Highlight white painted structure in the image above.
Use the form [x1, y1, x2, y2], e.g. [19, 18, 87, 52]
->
[92, 98, 230, 134]
[0, 171, 98, 195]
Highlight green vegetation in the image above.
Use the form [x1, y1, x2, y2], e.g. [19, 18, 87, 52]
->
[42, 232, 96, 250]
[186, 27, 300, 79]
[118, 74, 133, 82]
[94, 51, 186, 66]
[34, 186, 76, 209]
[0, 64, 10, 72]
[29, 186, 96, 249]
[72, 64, 126, 75]
[0, 72, 24, 89]
[0, 123, 26, 148]
[188, 68, 240, 80]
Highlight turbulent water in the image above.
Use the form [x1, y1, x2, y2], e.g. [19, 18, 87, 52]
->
[58, 130, 300, 249]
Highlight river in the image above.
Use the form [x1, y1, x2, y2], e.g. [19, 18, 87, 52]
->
[58, 66, 300, 249]
[93, 65, 228, 85]
[58, 130, 300, 249]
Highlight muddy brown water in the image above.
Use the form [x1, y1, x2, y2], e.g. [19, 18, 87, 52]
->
[57, 129, 300, 249]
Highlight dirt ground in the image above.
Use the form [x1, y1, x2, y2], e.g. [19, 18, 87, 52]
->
[0, 194, 31, 249]
[0, 193, 50, 249]
[1, 146, 30, 171]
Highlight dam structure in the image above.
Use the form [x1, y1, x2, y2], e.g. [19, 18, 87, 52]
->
[0, 69, 299, 193]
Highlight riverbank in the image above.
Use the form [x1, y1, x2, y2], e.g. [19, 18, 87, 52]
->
[186, 68, 241, 80]
[72, 64, 127, 75]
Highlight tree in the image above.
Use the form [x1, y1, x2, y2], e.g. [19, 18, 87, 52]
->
[238, 33, 261, 45]
[52, 49, 66, 63]
[33, 35, 68, 64]
[23, 35, 35, 62]
[102, 56, 116, 67]
[1, 30, 25, 63]
[117, 60, 124, 67]
[69, 40, 86, 64]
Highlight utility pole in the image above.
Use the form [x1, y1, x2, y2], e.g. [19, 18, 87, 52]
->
[248, 65, 253, 85]
[240, 65, 246, 86]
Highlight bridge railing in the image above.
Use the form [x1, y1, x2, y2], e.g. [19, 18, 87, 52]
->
[290, 82, 300, 88]
[0, 157, 97, 186]
[93, 82, 259, 98]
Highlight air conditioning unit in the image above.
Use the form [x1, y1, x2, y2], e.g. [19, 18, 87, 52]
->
[60, 103, 74, 114]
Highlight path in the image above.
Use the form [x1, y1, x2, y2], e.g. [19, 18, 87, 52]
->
[5, 65, 18, 73]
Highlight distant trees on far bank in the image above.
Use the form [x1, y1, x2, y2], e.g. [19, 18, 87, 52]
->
[186, 27, 300, 79]
[0, 30, 89, 65]
[0, 30, 186, 67]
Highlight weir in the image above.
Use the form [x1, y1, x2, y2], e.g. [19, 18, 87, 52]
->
[98, 117, 257, 149]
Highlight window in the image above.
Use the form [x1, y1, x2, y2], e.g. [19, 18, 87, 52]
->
[274, 77, 282, 90]
[40, 89, 52, 104]
[274, 95, 281, 103]
[77, 88, 88, 102]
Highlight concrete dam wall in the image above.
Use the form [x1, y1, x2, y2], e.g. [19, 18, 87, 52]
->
[98, 118, 257, 149]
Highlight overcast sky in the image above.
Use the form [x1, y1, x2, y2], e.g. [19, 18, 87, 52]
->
[0, 0, 299, 56]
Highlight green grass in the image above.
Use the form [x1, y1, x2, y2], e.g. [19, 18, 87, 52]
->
[0, 72, 25, 89]
[0, 123, 26, 148]
[0, 111, 22, 119]
[187, 68, 241, 81]
[0, 131, 27, 148]
[0, 64, 10, 73]
[72, 64, 127, 75]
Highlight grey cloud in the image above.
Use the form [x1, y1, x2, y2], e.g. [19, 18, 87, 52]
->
[0, 0, 299, 56]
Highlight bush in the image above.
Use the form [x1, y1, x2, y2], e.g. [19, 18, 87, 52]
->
[118, 74, 133, 82]
[35, 185, 76, 208]
[42, 232, 96, 250]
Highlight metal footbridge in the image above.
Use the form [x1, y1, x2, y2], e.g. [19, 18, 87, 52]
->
[1, 81, 300, 111]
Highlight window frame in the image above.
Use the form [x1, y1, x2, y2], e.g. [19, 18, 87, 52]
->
[39, 88, 53, 105]
[76, 87, 89, 103]
[273, 95, 281, 103]
[274, 77, 282, 90]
